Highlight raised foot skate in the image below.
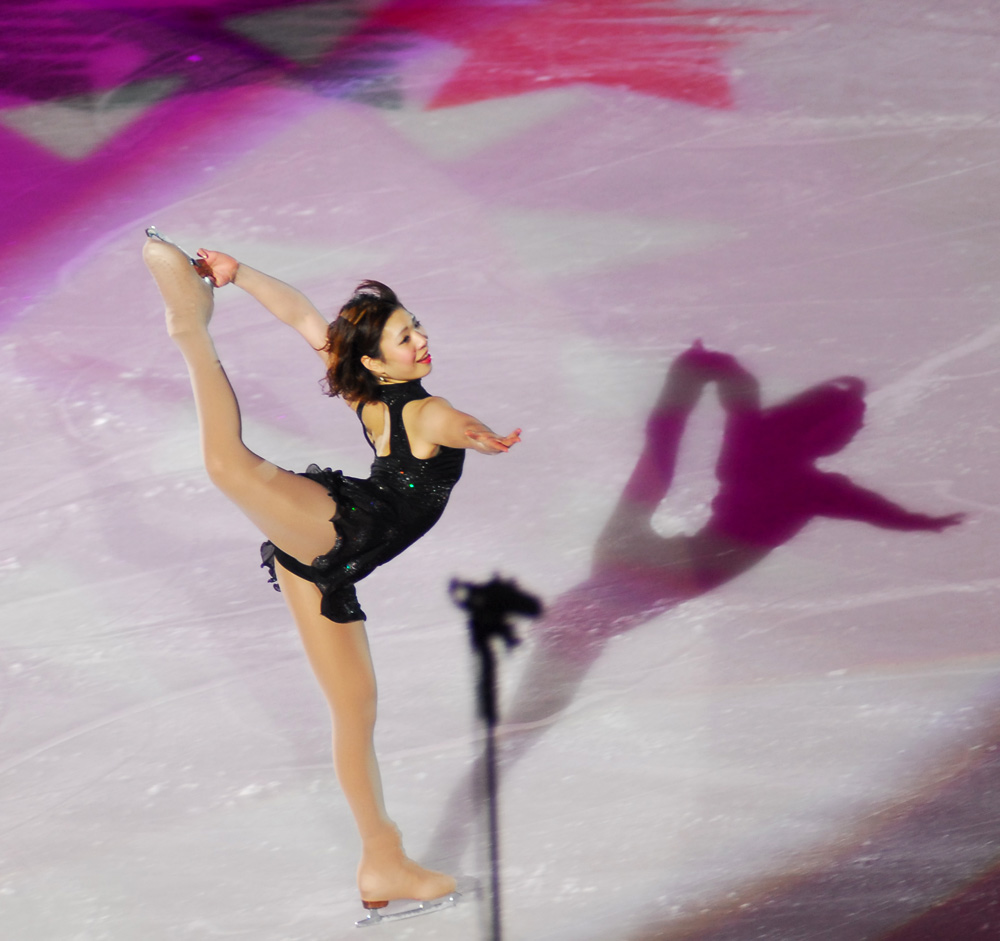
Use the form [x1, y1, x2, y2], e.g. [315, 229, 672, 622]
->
[143, 227, 215, 338]
[145, 226, 214, 280]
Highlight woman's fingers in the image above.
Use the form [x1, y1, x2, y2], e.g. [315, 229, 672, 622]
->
[192, 256, 217, 284]
[195, 249, 223, 286]
[465, 428, 522, 453]
[465, 431, 505, 451]
[196, 249, 239, 286]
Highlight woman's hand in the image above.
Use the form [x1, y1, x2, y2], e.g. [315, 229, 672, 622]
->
[195, 249, 239, 287]
[465, 428, 522, 454]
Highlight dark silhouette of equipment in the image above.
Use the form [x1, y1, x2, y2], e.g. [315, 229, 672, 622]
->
[450, 576, 542, 941]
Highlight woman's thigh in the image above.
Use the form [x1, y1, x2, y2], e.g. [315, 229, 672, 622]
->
[220, 458, 340, 564]
[275, 562, 376, 715]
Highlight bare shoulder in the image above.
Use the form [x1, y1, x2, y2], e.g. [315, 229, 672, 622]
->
[408, 395, 460, 429]
[414, 394, 454, 413]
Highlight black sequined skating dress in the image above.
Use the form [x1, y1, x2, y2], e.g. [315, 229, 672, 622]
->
[261, 380, 465, 623]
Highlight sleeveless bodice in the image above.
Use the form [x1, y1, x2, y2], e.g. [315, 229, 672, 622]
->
[261, 380, 465, 623]
[363, 380, 465, 519]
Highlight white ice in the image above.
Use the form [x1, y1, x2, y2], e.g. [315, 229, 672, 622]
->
[2, 2, 999, 939]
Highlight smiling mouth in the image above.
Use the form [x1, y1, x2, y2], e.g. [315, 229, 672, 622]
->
[418, 352, 432, 363]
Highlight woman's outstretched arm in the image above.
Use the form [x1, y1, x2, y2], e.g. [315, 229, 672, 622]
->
[197, 249, 330, 361]
[411, 397, 521, 454]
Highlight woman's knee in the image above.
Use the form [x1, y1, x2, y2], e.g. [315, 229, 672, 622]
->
[329, 671, 378, 722]
[334, 702, 377, 739]
[203, 453, 232, 490]
[203, 448, 264, 496]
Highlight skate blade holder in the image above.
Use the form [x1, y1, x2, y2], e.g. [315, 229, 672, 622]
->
[355, 891, 461, 927]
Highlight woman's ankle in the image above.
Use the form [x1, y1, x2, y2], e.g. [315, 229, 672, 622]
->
[360, 822, 403, 857]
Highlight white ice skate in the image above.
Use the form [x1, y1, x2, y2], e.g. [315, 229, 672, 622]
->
[144, 226, 213, 281]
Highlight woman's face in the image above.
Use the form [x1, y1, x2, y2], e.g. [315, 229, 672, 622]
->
[369, 307, 431, 382]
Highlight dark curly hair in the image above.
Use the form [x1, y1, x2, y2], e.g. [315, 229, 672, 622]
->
[323, 280, 403, 406]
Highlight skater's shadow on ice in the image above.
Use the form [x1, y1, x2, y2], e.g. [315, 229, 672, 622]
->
[427, 341, 962, 864]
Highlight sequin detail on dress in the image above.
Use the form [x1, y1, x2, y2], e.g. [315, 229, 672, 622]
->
[261, 381, 465, 623]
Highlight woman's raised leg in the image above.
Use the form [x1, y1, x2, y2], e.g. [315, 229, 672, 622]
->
[274, 564, 456, 903]
[143, 236, 335, 563]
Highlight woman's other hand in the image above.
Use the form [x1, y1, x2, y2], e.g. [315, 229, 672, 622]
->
[465, 428, 522, 454]
[195, 249, 239, 287]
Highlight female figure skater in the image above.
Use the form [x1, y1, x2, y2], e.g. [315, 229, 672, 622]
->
[142, 232, 520, 917]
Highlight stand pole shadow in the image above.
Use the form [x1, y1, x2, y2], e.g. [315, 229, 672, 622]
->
[450, 576, 542, 941]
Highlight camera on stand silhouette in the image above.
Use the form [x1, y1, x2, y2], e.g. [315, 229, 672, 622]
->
[449, 575, 542, 651]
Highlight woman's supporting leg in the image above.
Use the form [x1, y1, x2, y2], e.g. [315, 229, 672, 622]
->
[143, 237, 336, 563]
[275, 564, 456, 903]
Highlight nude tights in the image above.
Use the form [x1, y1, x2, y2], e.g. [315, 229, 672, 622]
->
[143, 238, 453, 902]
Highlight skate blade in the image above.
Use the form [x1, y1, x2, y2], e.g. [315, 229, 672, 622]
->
[355, 891, 460, 928]
[144, 226, 188, 253]
[145, 226, 213, 280]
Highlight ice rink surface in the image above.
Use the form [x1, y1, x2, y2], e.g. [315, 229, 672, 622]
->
[2, 1, 999, 939]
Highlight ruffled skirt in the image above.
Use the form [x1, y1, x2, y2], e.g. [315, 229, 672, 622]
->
[260, 464, 403, 624]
